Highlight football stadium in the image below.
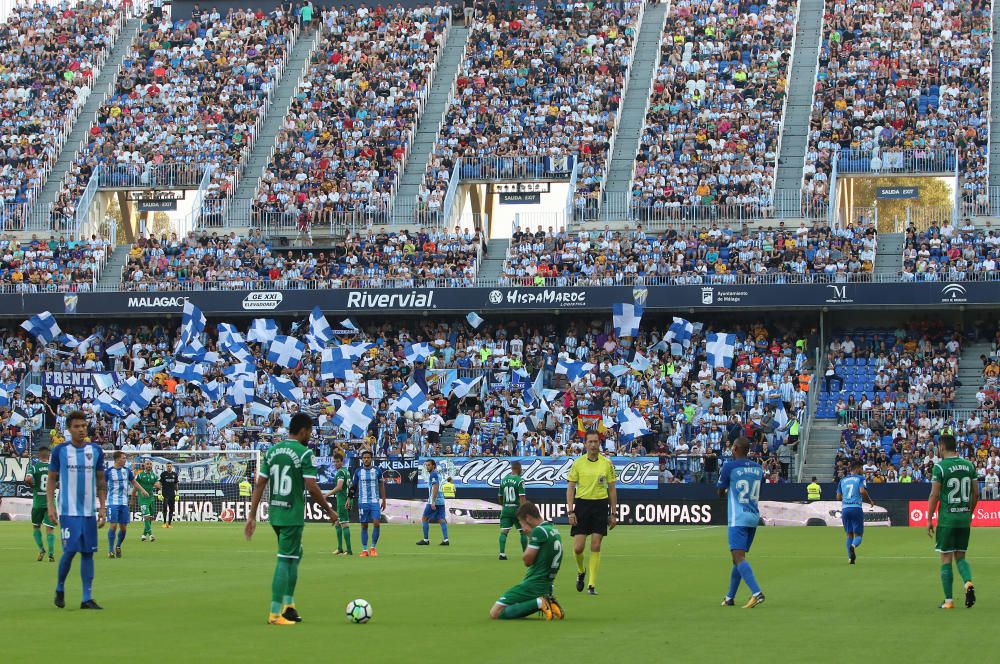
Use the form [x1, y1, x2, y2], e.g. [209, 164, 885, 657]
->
[0, 0, 998, 660]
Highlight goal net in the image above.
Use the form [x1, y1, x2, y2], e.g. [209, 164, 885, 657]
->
[121, 450, 259, 523]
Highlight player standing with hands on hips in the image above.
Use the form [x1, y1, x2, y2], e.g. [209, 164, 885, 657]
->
[245, 414, 337, 625]
[47, 411, 107, 609]
[566, 431, 617, 596]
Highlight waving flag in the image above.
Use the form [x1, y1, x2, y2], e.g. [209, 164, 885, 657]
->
[248, 398, 273, 419]
[247, 318, 278, 343]
[319, 347, 354, 380]
[466, 312, 485, 329]
[612, 302, 644, 338]
[8, 407, 30, 427]
[226, 375, 256, 406]
[169, 360, 205, 382]
[451, 376, 483, 399]
[224, 362, 256, 378]
[666, 317, 694, 348]
[706, 332, 737, 369]
[404, 342, 434, 365]
[270, 376, 304, 402]
[106, 341, 127, 357]
[556, 360, 594, 382]
[97, 391, 128, 417]
[119, 378, 155, 413]
[340, 318, 360, 332]
[392, 383, 427, 413]
[180, 301, 206, 346]
[339, 342, 374, 359]
[21, 312, 61, 343]
[190, 379, 221, 401]
[333, 398, 375, 438]
[266, 336, 305, 368]
[93, 373, 116, 393]
[629, 352, 651, 372]
[207, 406, 238, 430]
[453, 413, 472, 432]
[522, 370, 544, 407]
[617, 407, 652, 443]
[309, 306, 334, 346]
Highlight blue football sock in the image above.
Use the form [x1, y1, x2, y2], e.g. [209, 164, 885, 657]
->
[372, 527, 380, 547]
[440, 521, 449, 540]
[56, 552, 74, 592]
[846, 536, 853, 556]
[117, 528, 127, 546]
[852, 535, 863, 549]
[727, 565, 741, 599]
[80, 553, 94, 602]
[107, 529, 116, 553]
[361, 528, 369, 549]
[422, 521, 429, 540]
[737, 561, 761, 595]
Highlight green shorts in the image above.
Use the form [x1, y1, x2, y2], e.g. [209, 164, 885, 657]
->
[500, 507, 519, 530]
[935, 525, 971, 553]
[30, 506, 54, 528]
[336, 502, 350, 524]
[497, 581, 552, 606]
[273, 525, 304, 559]
[140, 498, 155, 518]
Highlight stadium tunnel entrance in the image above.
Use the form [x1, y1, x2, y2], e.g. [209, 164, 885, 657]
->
[833, 175, 956, 233]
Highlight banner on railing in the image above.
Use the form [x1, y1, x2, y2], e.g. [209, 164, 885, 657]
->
[416, 456, 661, 490]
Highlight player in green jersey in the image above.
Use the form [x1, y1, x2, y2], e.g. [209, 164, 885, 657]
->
[498, 461, 527, 560]
[490, 501, 565, 621]
[136, 461, 160, 541]
[324, 452, 353, 555]
[26, 446, 56, 561]
[246, 413, 337, 625]
[927, 434, 978, 609]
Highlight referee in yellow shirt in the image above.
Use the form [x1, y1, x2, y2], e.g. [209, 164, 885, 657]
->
[566, 430, 617, 595]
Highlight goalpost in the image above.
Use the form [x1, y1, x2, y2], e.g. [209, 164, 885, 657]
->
[120, 450, 260, 523]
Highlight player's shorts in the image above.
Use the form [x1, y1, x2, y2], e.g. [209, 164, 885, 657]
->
[571, 498, 609, 537]
[500, 507, 519, 529]
[728, 526, 757, 552]
[30, 506, 55, 528]
[139, 498, 155, 518]
[841, 507, 864, 535]
[497, 581, 552, 606]
[336, 501, 350, 524]
[935, 525, 971, 553]
[358, 502, 381, 524]
[108, 505, 130, 525]
[60, 515, 98, 554]
[423, 503, 446, 521]
[272, 525, 304, 559]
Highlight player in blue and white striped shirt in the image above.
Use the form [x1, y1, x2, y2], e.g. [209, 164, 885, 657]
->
[105, 451, 149, 559]
[47, 411, 107, 610]
[352, 450, 385, 557]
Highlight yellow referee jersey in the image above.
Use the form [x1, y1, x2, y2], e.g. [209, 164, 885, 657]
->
[568, 455, 616, 500]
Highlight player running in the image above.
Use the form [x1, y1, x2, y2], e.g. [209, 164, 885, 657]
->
[26, 446, 56, 562]
[566, 431, 617, 595]
[717, 437, 765, 608]
[105, 451, 148, 559]
[927, 434, 978, 609]
[245, 413, 337, 625]
[837, 460, 875, 564]
[353, 450, 385, 557]
[136, 461, 160, 541]
[489, 501, 565, 620]
[159, 462, 178, 528]
[417, 459, 450, 546]
[325, 452, 353, 555]
[498, 461, 527, 559]
[48, 411, 107, 610]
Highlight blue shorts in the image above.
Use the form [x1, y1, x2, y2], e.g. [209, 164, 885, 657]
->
[61, 515, 98, 554]
[841, 507, 864, 535]
[728, 526, 757, 552]
[359, 502, 381, 524]
[108, 505, 130, 525]
[423, 504, 446, 521]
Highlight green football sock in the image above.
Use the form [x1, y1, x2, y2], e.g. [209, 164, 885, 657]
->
[336, 524, 343, 550]
[499, 599, 540, 619]
[499, 530, 508, 553]
[33, 529, 43, 551]
[956, 559, 973, 584]
[520, 532, 528, 551]
[342, 526, 352, 554]
[271, 559, 289, 613]
[287, 557, 300, 599]
[47, 532, 55, 554]
[941, 563, 954, 600]
[144, 519, 152, 536]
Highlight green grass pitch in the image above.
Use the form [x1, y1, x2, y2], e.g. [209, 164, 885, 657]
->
[1, 523, 994, 662]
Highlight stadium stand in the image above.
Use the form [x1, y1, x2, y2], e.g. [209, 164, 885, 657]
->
[250, 4, 452, 233]
[0, 234, 112, 292]
[629, 0, 798, 220]
[901, 219, 1000, 281]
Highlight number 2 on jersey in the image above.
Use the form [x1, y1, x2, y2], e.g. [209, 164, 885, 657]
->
[734, 479, 760, 505]
[945, 476, 971, 505]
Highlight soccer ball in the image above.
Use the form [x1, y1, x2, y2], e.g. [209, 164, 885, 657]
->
[346, 599, 372, 623]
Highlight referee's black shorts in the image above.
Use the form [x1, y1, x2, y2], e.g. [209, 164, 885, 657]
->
[571, 498, 609, 537]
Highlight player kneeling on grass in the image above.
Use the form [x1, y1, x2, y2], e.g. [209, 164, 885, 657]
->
[490, 501, 565, 621]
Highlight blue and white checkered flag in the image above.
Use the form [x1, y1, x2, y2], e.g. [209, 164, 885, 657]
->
[21, 311, 61, 343]
[613, 302, 644, 338]
[706, 332, 737, 369]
